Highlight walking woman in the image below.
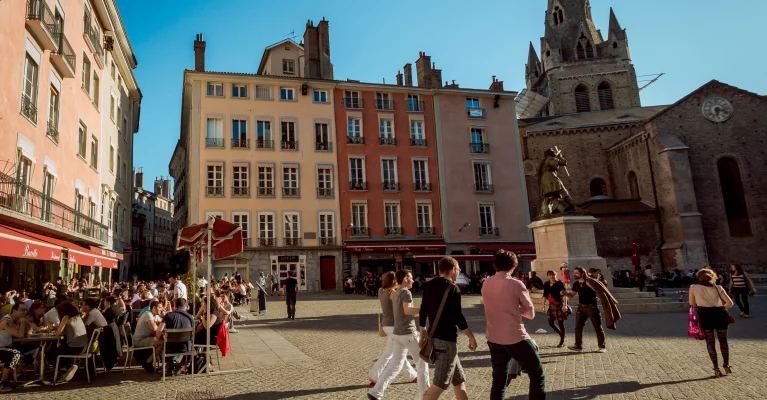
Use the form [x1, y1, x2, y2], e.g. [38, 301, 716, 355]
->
[689, 269, 734, 378]
[728, 264, 756, 318]
[543, 270, 567, 347]
[368, 271, 417, 387]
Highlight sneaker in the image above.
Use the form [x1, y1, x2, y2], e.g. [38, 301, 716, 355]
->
[0, 382, 12, 393]
[568, 346, 583, 352]
[229, 328, 239, 333]
[597, 348, 607, 353]
[59, 365, 78, 383]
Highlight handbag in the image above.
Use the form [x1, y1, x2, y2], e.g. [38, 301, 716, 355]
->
[419, 285, 453, 364]
[687, 307, 705, 340]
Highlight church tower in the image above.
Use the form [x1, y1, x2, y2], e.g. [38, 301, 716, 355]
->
[525, 1, 641, 115]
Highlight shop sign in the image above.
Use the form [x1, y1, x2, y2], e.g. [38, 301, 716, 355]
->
[278, 255, 300, 263]
[348, 245, 445, 253]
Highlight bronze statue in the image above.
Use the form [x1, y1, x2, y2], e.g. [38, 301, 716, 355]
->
[538, 148, 578, 217]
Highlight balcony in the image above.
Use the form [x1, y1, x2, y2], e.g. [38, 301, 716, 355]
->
[475, 183, 494, 193]
[46, 119, 59, 144]
[83, 15, 104, 67]
[414, 182, 432, 192]
[281, 140, 298, 150]
[410, 138, 427, 147]
[379, 137, 396, 146]
[50, 33, 76, 78]
[349, 181, 368, 191]
[375, 99, 395, 111]
[258, 238, 275, 247]
[257, 187, 275, 197]
[317, 188, 334, 198]
[382, 181, 400, 192]
[347, 136, 364, 145]
[406, 100, 425, 112]
[479, 227, 499, 237]
[350, 227, 369, 237]
[470, 142, 490, 153]
[232, 186, 250, 197]
[385, 227, 403, 236]
[25, 0, 57, 50]
[417, 227, 435, 236]
[467, 108, 486, 119]
[255, 139, 274, 149]
[206, 186, 224, 197]
[320, 237, 336, 246]
[315, 142, 332, 151]
[342, 97, 363, 109]
[206, 138, 224, 148]
[242, 238, 252, 248]
[20, 94, 37, 124]
[0, 171, 108, 245]
[231, 138, 250, 149]
[284, 237, 301, 247]
[282, 187, 300, 198]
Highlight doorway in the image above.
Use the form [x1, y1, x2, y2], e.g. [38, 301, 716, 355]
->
[320, 256, 336, 290]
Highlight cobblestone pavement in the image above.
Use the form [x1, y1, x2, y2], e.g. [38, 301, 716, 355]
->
[10, 289, 767, 400]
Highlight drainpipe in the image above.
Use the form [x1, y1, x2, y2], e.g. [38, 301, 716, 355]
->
[644, 131, 665, 270]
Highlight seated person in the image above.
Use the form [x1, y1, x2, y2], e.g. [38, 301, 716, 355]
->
[47, 302, 88, 384]
[194, 297, 221, 346]
[157, 298, 194, 375]
[44, 298, 65, 327]
[25, 300, 47, 330]
[0, 308, 22, 392]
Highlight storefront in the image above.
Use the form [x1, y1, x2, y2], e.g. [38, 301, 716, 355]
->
[438, 242, 536, 274]
[345, 241, 446, 278]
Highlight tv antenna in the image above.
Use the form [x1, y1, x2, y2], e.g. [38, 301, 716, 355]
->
[638, 73, 665, 92]
[282, 30, 297, 41]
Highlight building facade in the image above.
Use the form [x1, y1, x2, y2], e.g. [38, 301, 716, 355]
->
[172, 21, 343, 292]
[0, 0, 138, 291]
[130, 172, 174, 279]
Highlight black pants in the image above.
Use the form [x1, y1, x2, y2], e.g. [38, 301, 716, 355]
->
[285, 293, 297, 318]
[47, 344, 85, 369]
[732, 287, 750, 315]
[488, 340, 545, 400]
[574, 304, 605, 349]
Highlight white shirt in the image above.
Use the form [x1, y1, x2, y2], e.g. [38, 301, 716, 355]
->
[174, 281, 188, 300]
[199, 278, 207, 288]
[43, 308, 60, 326]
[690, 284, 727, 307]
[134, 311, 160, 342]
[239, 284, 247, 295]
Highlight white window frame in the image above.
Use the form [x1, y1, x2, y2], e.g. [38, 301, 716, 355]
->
[407, 94, 421, 111]
[258, 165, 274, 189]
[232, 164, 249, 190]
[349, 157, 366, 184]
[473, 161, 492, 186]
[207, 164, 224, 189]
[351, 202, 367, 228]
[22, 54, 40, 113]
[281, 120, 297, 143]
[344, 90, 361, 108]
[231, 118, 248, 141]
[317, 167, 333, 189]
[48, 85, 60, 133]
[232, 212, 250, 246]
[412, 158, 429, 185]
[256, 119, 272, 142]
[313, 90, 328, 103]
[279, 87, 295, 101]
[282, 59, 295, 75]
[348, 117, 362, 138]
[207, 82, 224, 97]
[416, 201, 433, 229]
[466, 97, 480, 109]
[90, 135, 98, 169]
[479, 203, 496, 229]
[470, 127, 486, 144]
[282, 165, 299, 190]
[255, 85, 272, 100]
[78, 121, 87, 158]
[315, 122, 330, 145]
[231, 83, 248, 98]
[319, 212, 335, 240]
[410, 120, 424, 139]
[205, 211, 225, 220]
[379, 118, 394, 139]
[206, 117, 223, 139]
[283, 212, 300, 241]
[375, 92, 392, 109]
[381, 158, 398, 183]
[384, 202, 401, 229]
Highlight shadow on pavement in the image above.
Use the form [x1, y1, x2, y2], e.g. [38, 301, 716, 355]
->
[505, 377, 714, 400]
[217, 384, 369, 400]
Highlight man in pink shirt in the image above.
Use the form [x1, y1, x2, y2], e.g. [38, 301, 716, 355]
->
[482, 250, 546, 400]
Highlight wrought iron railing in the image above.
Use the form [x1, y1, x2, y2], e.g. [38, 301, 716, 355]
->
[382, 181, 400, 191]
[410, 138, 427, 147]
[350, 227, 369, 236]
[417, 227, 435, 236]
[231, 138, 249, 149]
[206, 138, 224, 148]
[375, 100, 395, 110]
[257, 187, 275, 197]
[281, 140, 298, 150]
[475, 183, 494, 193]
[414, 182, 432, 192]
[320, 237, 336, 246]
[284, 237, 301, 246]
[385, 227, 403, 236]
[52, 32, 76, 73]
[20, 94, 37, 123]
[83, 14, 103, 65]
[26, 0, 56, 38]
[232, 186, 250, 197]
[470, 142, 490, 153]
[347, 136, 364, 145]
[315, 142, 332, 151]
[258, 238, 275, 247]
[206, 186, 224, 196]
[479, 227, 499, 237]
[46, 119, 59, 144]
[0, 171, 107, 243]
[317, 188, 334, 198]
[256, 139, 274, 149]
[349, 181, 368, 191]
[282, 187, 300, 198]
[342, 97, 363, 109]
[379, 137, 396, 146]
[242, 238, 252, 248]
[406, 100, 425, 112]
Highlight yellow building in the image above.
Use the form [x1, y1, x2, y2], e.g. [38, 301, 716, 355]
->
[172, 20, 342, 291]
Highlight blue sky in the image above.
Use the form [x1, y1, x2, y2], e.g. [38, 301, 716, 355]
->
[120, 0, 767, 192]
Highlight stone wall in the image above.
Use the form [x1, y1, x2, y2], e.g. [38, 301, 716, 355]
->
[548, 59, 641, 115]
[592, 213, 661, 271]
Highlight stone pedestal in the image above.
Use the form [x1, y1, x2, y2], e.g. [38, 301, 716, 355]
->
[529, 215, 613, 289]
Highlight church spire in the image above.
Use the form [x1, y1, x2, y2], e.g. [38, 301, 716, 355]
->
[526, 42, 540, 76]
[608, 7, 626, 40]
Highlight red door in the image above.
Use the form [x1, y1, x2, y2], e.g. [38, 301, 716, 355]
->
[320, 256, 336, 290]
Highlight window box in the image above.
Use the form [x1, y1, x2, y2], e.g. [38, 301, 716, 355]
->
[379, 137, 396, 146]
[347, 136, 364, 145]
[382, 181, 400, 192]
[410, 138, 427, 147]
[385, 227, 403, 236]
[349, 181, 368, 191]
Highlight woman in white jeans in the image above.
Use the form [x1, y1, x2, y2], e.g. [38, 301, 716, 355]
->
[368, 271, 417, 386]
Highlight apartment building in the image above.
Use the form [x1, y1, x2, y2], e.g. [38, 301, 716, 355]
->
[0, 0, 139, 291]
[172, 19, 342, 292]
[335, 76, 443, 277]
[130, 171, 174, 280]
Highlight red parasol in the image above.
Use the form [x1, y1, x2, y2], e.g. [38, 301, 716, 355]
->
[176, 218, 243, 260]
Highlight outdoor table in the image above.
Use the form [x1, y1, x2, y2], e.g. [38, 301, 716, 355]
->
[13, 333, 64, 387]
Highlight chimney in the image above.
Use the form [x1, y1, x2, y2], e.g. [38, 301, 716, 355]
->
[415, 52, 432, 88]
[303, 18, 333, 79]
[194, 33, 206, 72]
[403, 63, 413, 86]
[396, 71, 403, 86]
[135, 168, 144, 189]
[489, 75, 505, 92]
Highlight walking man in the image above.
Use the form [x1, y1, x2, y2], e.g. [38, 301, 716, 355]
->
[482, 250, 545, 399]
[419, 257, 477, 400]
[566, 267, 606, 352]
[282, 271, 298, 320]
[269, 269, 279, 296]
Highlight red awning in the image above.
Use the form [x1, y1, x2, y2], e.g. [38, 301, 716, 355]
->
[345, 244, 445, 253]
[413, 254, 495, 262]
[177, 218, 243, 260]
[13, 227, 120, 269]
[469, 242, 536, 253]
[0, 224, 64, 262]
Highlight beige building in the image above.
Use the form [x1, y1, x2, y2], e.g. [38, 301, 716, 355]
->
[172, 20, 342, 291]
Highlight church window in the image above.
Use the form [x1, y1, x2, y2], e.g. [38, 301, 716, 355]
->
[598, 81, 615, 110]
[576, 42, 585, 59]
[717, 157, 752, 237]
[628, 171, 639, 199]
[574, 84, 591, 112]
[546, 50, 551, 57]
[612, 42, 618, 49]
[590, 178, 607, 197]
[558, 8, 564, 23]
[586, 42, 595, 58]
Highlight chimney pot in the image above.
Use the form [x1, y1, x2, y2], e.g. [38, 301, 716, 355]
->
[194, 33, 206, 72]
[452, 80, 456, 84]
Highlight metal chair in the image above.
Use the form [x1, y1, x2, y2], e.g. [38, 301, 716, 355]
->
[161, 328, 194, 381]
[194, 344, 222, 371]
[121, 325, 156, 374]
[53, 327, 102, 384]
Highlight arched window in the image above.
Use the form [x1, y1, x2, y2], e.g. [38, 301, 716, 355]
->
[590, 178, 607, 197]
[553, 7, 560, 25]
[612, 42, 618, 49]
[628, 171, 639, 199]
[717, 157, 752, 236]
[558, 8, 564, 23]
[574, 84, 591, 112]
[598, 81, 615, 110]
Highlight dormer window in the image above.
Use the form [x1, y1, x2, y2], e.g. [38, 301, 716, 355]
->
[282, 59, 295, 75]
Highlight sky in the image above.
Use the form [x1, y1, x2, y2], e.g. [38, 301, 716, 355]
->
[119, 0, 767, 193]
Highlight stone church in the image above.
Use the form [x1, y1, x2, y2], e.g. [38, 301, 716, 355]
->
[518, 0, 767, 273]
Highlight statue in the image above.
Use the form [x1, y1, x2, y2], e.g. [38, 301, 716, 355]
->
[538, 148, 578, 217]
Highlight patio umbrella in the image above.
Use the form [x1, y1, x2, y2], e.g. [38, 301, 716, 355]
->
[176, 216, 243, 373]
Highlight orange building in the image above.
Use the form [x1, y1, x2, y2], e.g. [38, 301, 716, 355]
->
[334, 83, 443, 276]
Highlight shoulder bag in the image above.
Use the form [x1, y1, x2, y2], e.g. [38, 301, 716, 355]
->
[419, 284, 453, 364]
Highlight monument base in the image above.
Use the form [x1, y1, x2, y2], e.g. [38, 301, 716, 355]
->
[529, 215, 613, 289]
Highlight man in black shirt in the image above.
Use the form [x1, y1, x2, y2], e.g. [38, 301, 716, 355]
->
[419, 257, 477, 400]
[566, 266, 606, 352]
[282, 271, 298, 320]
[526, 271, 544, 290]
